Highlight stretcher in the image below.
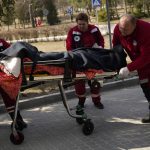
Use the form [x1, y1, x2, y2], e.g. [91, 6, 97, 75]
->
[9, 58, 117, 145]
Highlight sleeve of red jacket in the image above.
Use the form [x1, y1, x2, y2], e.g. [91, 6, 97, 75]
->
[112, 25, 121, 47]
[0, 39, 10, 49]
[66, 28, 73, 51]
[96, 27, 104, 48]
[127, 41, 150, 71]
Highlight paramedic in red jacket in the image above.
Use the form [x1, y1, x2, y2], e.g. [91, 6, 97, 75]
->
[66, 13, 104, 109]
[0, 38, 27, 129]
[112, 14, 150, 122]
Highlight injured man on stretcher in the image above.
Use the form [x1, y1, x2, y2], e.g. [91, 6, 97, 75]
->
[0, 41, 127, 130]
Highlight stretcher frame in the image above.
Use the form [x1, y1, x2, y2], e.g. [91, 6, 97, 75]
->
[10, 58, 117, 145]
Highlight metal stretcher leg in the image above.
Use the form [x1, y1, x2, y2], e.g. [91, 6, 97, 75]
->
[9, 92, 24, 145]
[58, 80, 94, 135]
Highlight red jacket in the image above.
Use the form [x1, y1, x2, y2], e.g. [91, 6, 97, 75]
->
[112, 20, 150, 81]
[0, 39, 10, 51]
[66, 24, 104, 51]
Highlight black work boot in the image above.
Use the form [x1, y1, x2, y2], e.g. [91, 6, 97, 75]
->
[142, 103, 150, 123]
[94, 102, 104, 109]
[9, 111, 27, 130]
[92, 96, 104, 109]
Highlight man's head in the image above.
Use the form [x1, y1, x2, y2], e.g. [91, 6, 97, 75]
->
[76, 13, 89, 32]
[119, 14, 137, 36]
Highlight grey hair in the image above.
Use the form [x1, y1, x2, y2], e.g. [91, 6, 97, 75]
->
[120, 14, 137, 25]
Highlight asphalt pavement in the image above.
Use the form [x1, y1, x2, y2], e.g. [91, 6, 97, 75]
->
[0, 77, 150, 150]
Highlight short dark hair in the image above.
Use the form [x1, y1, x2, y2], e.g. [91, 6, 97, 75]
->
[76, 13, 89, 23]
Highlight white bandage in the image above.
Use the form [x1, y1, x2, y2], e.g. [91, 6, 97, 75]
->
[119, 67, 130, 78]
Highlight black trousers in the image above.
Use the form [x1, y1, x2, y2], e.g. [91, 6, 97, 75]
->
[140, 83, 150, 103]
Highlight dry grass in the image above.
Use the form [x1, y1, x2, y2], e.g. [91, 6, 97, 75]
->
[31, 35, 111, 52]
[32, 41, 66, 52]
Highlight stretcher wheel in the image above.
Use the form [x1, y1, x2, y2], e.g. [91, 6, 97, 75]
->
[76, 118, 84, 124]
[10, 131, 24, 145]
[82, 119, 94, 135]
[141, 118, 150, 123]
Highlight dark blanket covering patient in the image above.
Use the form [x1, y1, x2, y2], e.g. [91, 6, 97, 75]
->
[0, 42, 127, 72]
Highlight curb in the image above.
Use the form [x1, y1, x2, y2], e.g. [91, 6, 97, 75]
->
[0, 76, 139, 114]
[101, 76, 139, 92]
